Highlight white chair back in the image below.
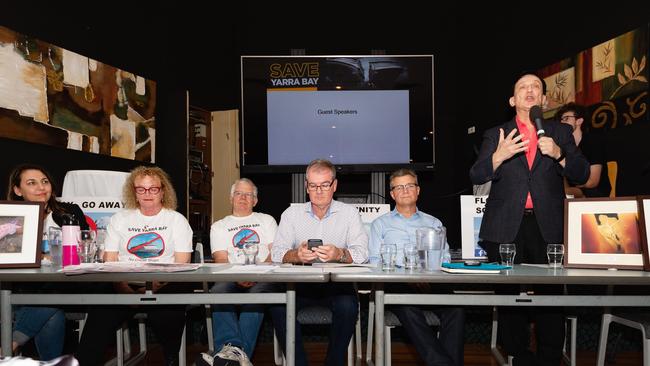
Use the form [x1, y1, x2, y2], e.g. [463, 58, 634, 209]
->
[62, 170, 129, 197]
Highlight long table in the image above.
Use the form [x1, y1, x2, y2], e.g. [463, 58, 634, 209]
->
[0, 265, 329, 366]
[331, 265, 650, 366]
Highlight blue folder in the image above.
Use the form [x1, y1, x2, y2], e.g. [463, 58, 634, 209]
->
[442, 262, 512, 271]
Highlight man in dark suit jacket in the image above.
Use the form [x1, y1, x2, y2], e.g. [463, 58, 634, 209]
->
[470, 71, 589, 365]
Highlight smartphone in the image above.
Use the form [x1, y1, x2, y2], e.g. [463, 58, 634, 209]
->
[307, 239, 323, 251]
[464, 260, 482, 266]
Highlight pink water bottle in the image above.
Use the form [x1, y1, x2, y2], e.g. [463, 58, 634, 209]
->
[61, 214, 81, 266]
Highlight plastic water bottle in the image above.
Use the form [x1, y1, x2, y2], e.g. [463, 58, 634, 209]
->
[61, 214, 81, 266]
[42, 232, 50, 254]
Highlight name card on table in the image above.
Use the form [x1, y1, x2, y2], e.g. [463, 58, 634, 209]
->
[460, 195, 488, 259]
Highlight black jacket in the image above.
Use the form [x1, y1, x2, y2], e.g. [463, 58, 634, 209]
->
[52, 201, 90, 230]
[470, 118, 590, 243]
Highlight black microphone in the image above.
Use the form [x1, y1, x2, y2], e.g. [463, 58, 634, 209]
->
[529, 105, 545, 137]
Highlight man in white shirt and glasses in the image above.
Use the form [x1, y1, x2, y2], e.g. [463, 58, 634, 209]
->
[208, 178, 278, 366]
[270, 159, 368, 366]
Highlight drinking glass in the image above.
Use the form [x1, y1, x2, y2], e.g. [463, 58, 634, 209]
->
[547, 244, 565, 269]
[499, 243, 516, 267]
[403, 243, 419, 270]
[78, 230, 97, 263]
[95, 229, 106, 263]
[243, 243, 259, 265]
[48, 227, 63, 268]
[380, 244, 397, 271]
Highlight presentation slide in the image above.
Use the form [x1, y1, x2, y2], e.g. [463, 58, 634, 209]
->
[267, 90, 410, 165]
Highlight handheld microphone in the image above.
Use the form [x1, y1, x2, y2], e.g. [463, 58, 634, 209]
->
[529, 105, 545, 137]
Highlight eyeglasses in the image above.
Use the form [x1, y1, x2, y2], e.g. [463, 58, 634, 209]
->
[134, 186, 161, 195]
[560, 115, 578, 122]
[306, 180, 334, 191]
[391, 183, 418, 192]
[233, 191, 256, 199]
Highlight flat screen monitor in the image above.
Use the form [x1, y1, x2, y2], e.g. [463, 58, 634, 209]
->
[241, 55, 435, 173]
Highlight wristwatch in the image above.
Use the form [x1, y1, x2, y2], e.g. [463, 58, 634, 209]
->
[339, 249, 348, 263]
[555, 148, 565, 162]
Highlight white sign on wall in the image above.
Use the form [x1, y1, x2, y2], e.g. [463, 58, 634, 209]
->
[60, 196, 124, 230]
[352, 204, 390, 224]
[460, 195, 488, 259]
[291, 202, 389, 233]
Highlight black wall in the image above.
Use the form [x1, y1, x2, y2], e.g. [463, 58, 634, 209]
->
[2, 2, 650, 248]
[0, 4, 189, 214]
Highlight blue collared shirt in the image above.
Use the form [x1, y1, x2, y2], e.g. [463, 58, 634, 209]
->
[368, 208, 445, 266]
[272, 200, 369, 263]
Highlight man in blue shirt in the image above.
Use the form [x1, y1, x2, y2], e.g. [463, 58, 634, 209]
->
[369, 168, 465, 366]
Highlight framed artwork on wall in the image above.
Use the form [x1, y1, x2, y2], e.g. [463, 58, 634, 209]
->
[0, 201, 43, 268]
[564, 197, 643, 270]
[636, 196, 650, 271]
[0, 25, 156, 162]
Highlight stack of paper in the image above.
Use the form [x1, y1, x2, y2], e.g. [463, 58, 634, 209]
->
[63, 262, 201, 275]
[217, 265, 278, 274]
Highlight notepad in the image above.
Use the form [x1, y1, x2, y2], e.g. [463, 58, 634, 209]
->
[440, 262, 511, 274]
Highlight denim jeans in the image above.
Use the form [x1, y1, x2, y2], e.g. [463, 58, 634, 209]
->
[13, 306, 65, 360]
[210, 281, 279, 358]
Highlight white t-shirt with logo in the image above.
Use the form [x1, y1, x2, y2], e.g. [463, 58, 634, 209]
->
[105, 208, 193, 263]
[210, 212, 277, 264]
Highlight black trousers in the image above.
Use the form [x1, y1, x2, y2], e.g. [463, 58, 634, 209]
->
[482, 213, 566, 366]
[386, 283, 465, 366]
[74, 283, 188, 366]
[269, 283, 358, 366]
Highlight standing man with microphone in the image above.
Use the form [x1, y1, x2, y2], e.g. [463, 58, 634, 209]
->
[470, 71, 589, 365]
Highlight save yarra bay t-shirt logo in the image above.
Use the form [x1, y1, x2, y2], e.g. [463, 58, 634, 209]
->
[127, 232, 165, 258]
[232, 228, 260, 249]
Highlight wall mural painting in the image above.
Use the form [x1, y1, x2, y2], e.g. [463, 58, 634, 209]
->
[544, 66, 576, 111]
[537, 24, 649, 197]
[0, 26, 156, 162]
[539, 24, 648, 121]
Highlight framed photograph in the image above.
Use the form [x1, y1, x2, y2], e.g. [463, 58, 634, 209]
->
[564, 197, 643, 270]
[0, 201, 44, 268]
[637, 196, 650, 271]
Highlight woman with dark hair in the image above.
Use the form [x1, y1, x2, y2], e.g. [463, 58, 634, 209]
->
[4, 164, 89, 360]
[7, 164, 90, 230]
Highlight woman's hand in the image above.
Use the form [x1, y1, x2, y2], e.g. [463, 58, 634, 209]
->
[115, 281, 136, 294]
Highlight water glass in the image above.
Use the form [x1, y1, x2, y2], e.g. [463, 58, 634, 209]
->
[243, 243, 259, 265]
[380, 244, 397, 271]
[95, 229, 106, 263]
[499, 243, 516, 267]
[78, 230, 97, 263]
[547, 244, 565, 269]
[48, 227, 63, 268]
[403, 243, 419, 270]
[95, 242, 105, 263]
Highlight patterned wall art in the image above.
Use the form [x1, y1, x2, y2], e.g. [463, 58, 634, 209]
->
[536, 24, 650, 197]
[0, 26, 156, 162]
[538, 24, 648, 119]
[544, 66, 576, 111]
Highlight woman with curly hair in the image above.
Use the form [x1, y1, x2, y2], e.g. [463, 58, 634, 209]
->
[76, 166, 192, 366]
